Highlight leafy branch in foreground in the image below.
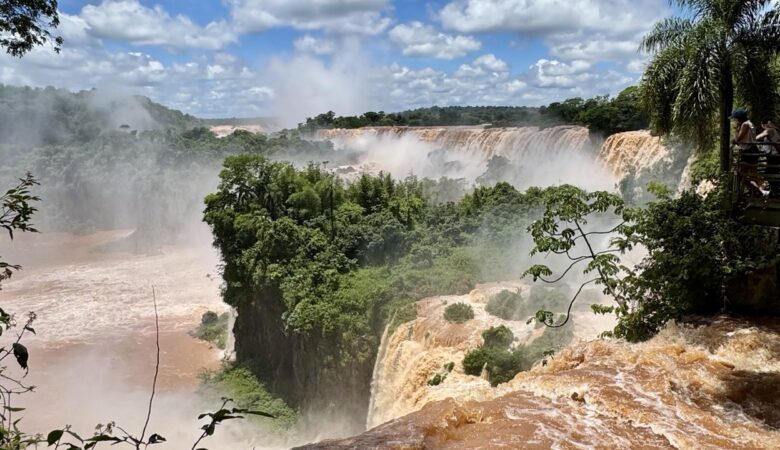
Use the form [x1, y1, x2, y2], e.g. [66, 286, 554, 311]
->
[0, 0, 63, 57]
[1, 173, 40, 287]
[522, 185, 640, 330]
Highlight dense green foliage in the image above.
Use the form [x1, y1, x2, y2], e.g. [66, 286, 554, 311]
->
[544, 87, 648, 136]
[297, 107, 547, 131]
[204, 156, 552, 412]
[613, 188, 779, 340]
[298, 88, 647, 136]
[485, 291, 524, 320]
[463, 325, 572, 386]
[205, 156, 541, 350]
[524, 184, 779, 342]
[443, 302, 474, 324]
[481, 325, 514, 349]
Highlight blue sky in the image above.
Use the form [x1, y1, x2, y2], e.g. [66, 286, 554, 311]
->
[2, 0, 673, 124]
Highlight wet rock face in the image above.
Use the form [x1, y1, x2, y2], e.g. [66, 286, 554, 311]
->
[299, 317, 780, 450]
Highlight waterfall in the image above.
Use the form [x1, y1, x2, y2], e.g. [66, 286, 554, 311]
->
[366, 314, 395, 430]
[358, 282, 612, 430]
[597, 130, 669, 177]
[301, 317, 780, 450]
[317, 126, 683, 189]
[223, 307, 237, 361]
[318, 125, 594, 162]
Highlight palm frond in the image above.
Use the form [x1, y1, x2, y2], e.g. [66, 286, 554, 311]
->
[732, 0, 775, 31]
[640, 45, 687, 135]
[641, 17, 695, 52]
[734, 5, 780, 53]
[672, 36, 720, 150]
[732, 45, 780, 120]
[671, 0, 718, 21]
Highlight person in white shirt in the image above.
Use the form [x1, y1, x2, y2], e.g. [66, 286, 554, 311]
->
[757, 119, 780, 154]
[730, 109, 767, 195]
[730, 108, 757, 152]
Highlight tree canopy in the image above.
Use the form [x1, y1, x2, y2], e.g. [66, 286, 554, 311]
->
[0, 0, 62, 57]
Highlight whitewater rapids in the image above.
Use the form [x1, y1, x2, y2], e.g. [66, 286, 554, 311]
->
[299, 284, 780, 449]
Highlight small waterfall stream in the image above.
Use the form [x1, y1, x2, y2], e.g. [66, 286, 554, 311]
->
[366, 314, 395, 429]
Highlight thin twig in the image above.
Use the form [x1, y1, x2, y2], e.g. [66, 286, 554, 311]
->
[544, 278, 599, 328]
[537, 256, 588, 283]
[575, 220, 621, 303]
[139, 286, 160, 449]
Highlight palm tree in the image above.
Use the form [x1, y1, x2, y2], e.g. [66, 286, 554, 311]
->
[640, 0, 780, 173]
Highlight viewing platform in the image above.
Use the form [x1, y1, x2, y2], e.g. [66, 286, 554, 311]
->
[729, 145, 780, 227]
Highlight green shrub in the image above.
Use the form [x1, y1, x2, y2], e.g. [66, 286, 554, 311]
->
[192, 311, 229, 349]
[427, 362, 457, 386]
[463, 346, 528, 387]
[485, 290, 523, 320]
[484, 349, 526, 386]
[481, 325, 514, 349]
[443, 302, 474, 323]
[463, 322, 573, 387]
[463, 347, 492, 376]
[201, 310, 220, 325]
[427, 374, 444, 386]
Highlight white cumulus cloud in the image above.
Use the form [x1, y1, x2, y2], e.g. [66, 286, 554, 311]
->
[438, 0, 667, 66]
[80, 0, 236, 50]
[226, 0, 391, 35]
[388, 22, 481, 59]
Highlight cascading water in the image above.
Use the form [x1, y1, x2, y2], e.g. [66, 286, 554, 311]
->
[300, 312, 780, 450]
[224, 307, 237, 361]
[318, 125, 595, 162]
[366, 315, 395, 429]
[316, 126, 694, 193]
[597, 130, 670, 177]
[363, 282, 613, 430]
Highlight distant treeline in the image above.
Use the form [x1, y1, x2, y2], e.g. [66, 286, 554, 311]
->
[298, 86, 648, 137]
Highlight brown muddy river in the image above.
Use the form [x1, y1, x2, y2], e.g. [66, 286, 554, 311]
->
[0, 230, 229, 444]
